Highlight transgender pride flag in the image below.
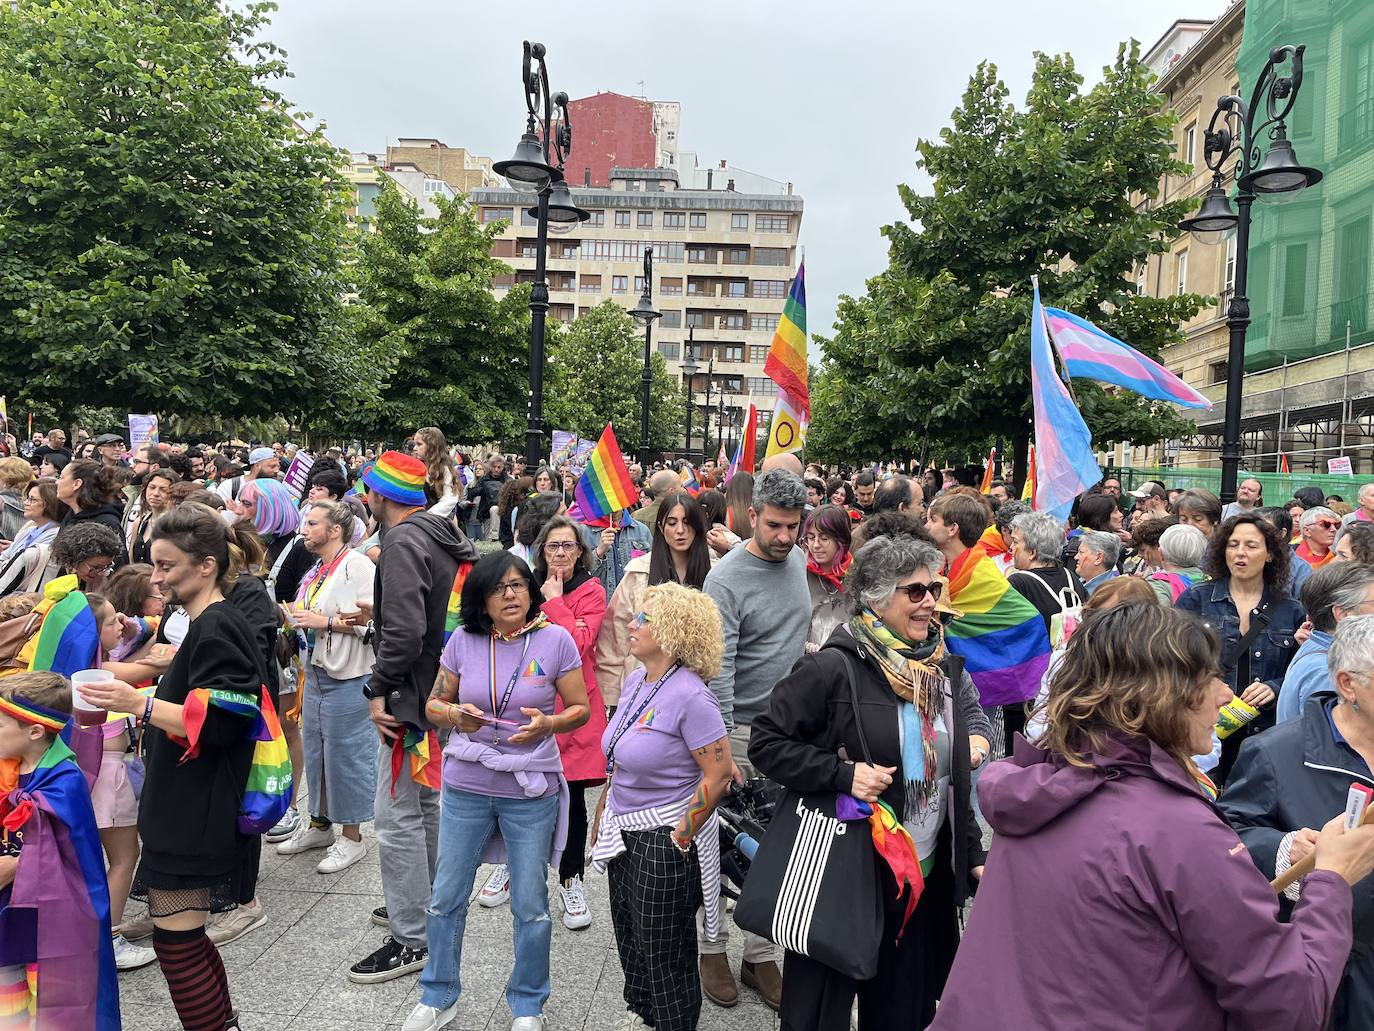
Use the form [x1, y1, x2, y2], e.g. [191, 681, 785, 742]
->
[1030, 282, 1101, 521]
[1044, 306, 1212, 409]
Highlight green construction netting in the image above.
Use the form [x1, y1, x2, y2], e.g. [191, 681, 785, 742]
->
[1237, 2, 1372, 371]
[1106, 465, 1365, 502]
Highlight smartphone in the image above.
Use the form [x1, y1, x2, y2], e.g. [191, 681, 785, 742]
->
[1344, 783, 1374, 830]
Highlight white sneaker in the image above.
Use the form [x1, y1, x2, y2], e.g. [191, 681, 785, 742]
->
[317, 835, 366, 874]
[205, 900, 267, 946]
[276, 823, 334, 855]
[401, 1001, 459, 1031]
[112, 933, 157, 971]
[477, 865, 510, 907]
[557, 875, 591, 930]
[510, 1018, 545, 1031]
[264, 807, 301, 842]
[614, 1012, 647, 1030]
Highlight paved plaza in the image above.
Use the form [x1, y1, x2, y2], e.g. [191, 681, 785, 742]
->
[116, 789, 781, 1031]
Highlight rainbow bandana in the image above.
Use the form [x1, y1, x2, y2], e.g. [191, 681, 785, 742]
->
[0, 694, 68, 734]
[362, 450, 427, 507]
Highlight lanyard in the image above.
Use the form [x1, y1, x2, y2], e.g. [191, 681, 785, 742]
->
[605, 661, 681, 775]
[487, 633, 533, 742]
[302, 546, 349, 611]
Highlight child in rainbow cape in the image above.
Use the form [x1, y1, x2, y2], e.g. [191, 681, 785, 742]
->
[0, 671, 119, 1030]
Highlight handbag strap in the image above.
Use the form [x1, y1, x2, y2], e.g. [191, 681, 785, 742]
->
[830, 649, 875, 768]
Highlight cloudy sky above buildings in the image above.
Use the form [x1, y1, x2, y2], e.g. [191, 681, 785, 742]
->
[260, 0, 1229, 341]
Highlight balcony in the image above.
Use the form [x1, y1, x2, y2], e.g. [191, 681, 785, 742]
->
[1339, 98, 1374, 153]
[1330, 293, 1369, 345]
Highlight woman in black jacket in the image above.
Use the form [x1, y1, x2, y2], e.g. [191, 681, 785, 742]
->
[57, 458, 127, 564]
[749, 534, 990, 1031]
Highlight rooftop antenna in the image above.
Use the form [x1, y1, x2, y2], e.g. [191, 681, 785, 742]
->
[637, 80, 646, 98]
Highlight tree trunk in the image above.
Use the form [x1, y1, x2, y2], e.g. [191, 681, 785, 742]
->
[1011, 430, 1030, 497]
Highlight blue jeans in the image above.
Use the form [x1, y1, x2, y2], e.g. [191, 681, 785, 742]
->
[300, 666, 375, 825]
[418, 786, 558, 1016]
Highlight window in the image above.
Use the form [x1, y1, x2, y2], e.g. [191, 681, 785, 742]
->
[660, 310, 682, 328]
[725, 248, 750, 264]
[721, 344, 744, 362]
[749, 344, 769, 363]
[521, 209, 538, 226]
[1175, 250, 1188, 296]
[1136, 267, 1146, 296]
[579, 275, 601, 293]
[423, 179, 447, 195]
[663, 212, 686, 229]
[586, 209, 605, 226]
[686, 312, 708, 328]
[638, 211, 654, 228]
[661, 278, 683, 295]
[690, 212, 707, 229]
[520, 243, 539, 258]
[1183, 122, 1196, 166]
[480, 207, 513, 224]
[612, 275, 629, 293]
[726, 281, 747, 298]
[558, 243, 579, 259]
[721, 313, 745, 330]
[1208, 360, 1228, 385]
[686, 281, 710, 296]
[755, 247, 789, 266]
[756, 214, 790, 233]
[634, 276, 646, 293]
[492, 239, 517, 258]
[731, 213, 749, 230]
[1334, 217, 1369, 340]
[658, 340, 680, 360]
[688, 247, 710, 264]
[753, 280, 786, 298]
[746, 376, 778, 398]
[751, 313, 780, 332]
[1282, 243, 1308, 316]
[615, 211, 632, 227]
[1222, 233, 1237, 309]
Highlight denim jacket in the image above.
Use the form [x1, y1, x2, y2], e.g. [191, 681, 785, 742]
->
[1175, 578, 1303, 693]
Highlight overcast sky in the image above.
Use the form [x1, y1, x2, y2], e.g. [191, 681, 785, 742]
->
[259, 0, 1228, 339]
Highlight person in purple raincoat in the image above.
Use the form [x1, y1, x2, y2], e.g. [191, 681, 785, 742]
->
[932, 604, 1374, 1031]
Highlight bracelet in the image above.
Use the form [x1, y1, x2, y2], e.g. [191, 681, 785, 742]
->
[142, 695, 155, 726]
[669, 830, 692, 854]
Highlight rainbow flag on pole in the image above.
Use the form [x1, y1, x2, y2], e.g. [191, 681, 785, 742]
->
[725, 404, 759, 485]
[943, 547, 1051, 707]
[764, 263, 809, 457]
[573, 423, 638, 520]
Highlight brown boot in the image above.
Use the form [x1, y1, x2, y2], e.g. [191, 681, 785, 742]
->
[741, 959, 782, 1012]
[700, 952, 739, 1007]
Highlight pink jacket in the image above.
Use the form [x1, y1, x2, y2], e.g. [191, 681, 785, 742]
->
[541, 574, 609, 784]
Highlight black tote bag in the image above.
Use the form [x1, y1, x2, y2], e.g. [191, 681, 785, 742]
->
[733, 651, 884, 980]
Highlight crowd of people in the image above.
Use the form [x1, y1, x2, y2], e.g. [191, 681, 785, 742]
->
[7, 425, 1374, 1030]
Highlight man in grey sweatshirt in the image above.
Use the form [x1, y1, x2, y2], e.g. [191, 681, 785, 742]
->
[699, 468, 810, 1011]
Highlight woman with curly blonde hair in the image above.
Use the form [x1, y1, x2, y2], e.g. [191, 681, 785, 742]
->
[591, 581, 733, 1031]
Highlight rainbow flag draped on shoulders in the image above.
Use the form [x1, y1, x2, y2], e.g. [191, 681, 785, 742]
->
[573, 424, 638, 521]
[0, 708, 119, 1031]
[942, 547, 1051, 707]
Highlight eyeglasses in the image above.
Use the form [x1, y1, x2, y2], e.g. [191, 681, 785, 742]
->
[630, 611, 653, 628]
[487, 579, 530, 598]
[894, 581, 943, 604]
[1315, 520, 1340, 531]
[543, 541, 579, 553]
[802, 533, 834, 546]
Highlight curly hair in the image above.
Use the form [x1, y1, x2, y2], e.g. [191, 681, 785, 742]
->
[1205, 513, 1290, 588]
[52, 521, 123, 571]
[1341, 522, 1374, 564]
[1039, 604, 1220, 773]
[642, 581, 723, 682]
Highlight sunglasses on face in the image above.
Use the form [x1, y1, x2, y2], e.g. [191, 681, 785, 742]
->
[1315, 520, 1340, 531]
[895, 581, 943, 604]
[630, 611, 653, 628]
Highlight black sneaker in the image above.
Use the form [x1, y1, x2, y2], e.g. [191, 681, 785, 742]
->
[347, 936, 427, 984]
[370, 905, 388, 928]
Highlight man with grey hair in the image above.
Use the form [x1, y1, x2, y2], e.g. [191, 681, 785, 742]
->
[1008, 512, 1086, 647]
[1277, 562, 1374, 723]
[987, 498, 1028, 574]
[1074, 530, 1120, 595]
[697, 467, 809, 1008]
[1291, 505, 1340, 597]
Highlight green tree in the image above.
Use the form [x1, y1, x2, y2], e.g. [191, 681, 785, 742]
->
[545, 301, 683, 454]
[0, 0, 356, 422]
[340, 182, 531, 442]
[809, 45, 1207, 481]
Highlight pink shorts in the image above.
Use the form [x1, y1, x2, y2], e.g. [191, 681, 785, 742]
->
[91, 751, 139, 829]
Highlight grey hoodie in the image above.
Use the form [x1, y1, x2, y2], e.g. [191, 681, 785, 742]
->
[369, 510, 477, 728]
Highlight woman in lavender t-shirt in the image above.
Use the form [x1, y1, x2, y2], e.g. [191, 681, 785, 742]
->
[590, 582, 734, 1031]
[401, 552, 589, 1031]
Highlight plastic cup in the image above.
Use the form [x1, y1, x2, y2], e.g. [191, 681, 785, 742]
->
[71, 668, 114, 726]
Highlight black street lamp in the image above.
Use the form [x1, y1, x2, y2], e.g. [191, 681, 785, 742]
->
[628, 247, 661, 468]
[493, 41, 590, 468]
[702, 356, 715, 460]
[717, 390, 727, 461]
[681, 326, 698, 459]
[1179, 43, 1322, 502]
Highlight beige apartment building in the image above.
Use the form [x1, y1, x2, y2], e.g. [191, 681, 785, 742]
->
[469, 165, 804, 453]
[384, 138, 498, 194]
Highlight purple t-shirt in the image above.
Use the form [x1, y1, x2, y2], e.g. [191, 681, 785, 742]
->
[602, 665, 727, 813]
[440, 624, 581, 798]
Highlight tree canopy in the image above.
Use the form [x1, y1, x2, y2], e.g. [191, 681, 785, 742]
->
[808, 45, 1207, 477]
[0, 0, 356, 422]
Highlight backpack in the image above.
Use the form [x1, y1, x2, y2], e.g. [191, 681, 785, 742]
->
[1015, 569, 1083, 649]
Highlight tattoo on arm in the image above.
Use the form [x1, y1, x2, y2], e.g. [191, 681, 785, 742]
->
[430, 670, 458, 702]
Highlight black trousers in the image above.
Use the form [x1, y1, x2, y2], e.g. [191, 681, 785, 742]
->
[608, 828, 704, 1031]
[558, 780, 596, 882]
[779, 831, 959, 1031]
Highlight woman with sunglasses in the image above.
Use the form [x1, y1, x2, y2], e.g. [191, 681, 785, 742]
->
[749, 534, 990, 1030]
[1177, 513, 1303, 785]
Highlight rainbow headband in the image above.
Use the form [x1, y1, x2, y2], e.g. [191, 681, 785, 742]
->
[0, 694, 68, 732]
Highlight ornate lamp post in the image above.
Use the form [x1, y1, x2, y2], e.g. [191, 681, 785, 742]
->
[702, 355, 715, 460]
[680, 326, 698, 459]
[628, 247, 661, 467]
[1179, 44, 1322, 502]
[493, 41, 590, 467]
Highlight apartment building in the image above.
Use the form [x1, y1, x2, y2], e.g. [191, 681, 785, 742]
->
[384, 138, 497, 194]
[469, 164, 803, 450]
[343, 152, 455, 226]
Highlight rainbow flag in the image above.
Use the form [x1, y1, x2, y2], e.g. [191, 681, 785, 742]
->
[573, 424, 638, 520]
[943, 547, 1051, 707]
[680, 464, 702, 497]
[176, 688, 293, 834]
[1030, 281, 1100, 520]
[444, 560, 472, 644]
[978, 447, 997, 494]
[1021, 444, 1036, 504]
[1044, 306, 1212, 409]
[391, 726, 442, 795]
[764, 263, 809, 457]
[725, 404, 758, 485]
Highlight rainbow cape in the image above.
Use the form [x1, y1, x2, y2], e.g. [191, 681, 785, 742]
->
[943, 547, 1051, 707]
[573, 424, 637, 521]
[0, 733, 119, 1030]
[972, 524, 1012, 569]
[6, 576, 100, 679]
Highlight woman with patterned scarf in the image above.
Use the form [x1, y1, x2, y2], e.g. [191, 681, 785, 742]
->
[749, 534, 991, 1031]
[802, 503, 853, 652]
